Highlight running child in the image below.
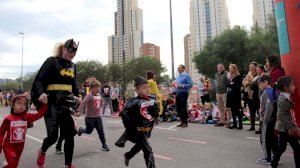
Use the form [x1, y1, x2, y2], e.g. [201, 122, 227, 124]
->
[76, 79, 110, 151]
[115, 76, 159, 167]
[0, 93, 48, 168]
[271, 76, 300, 168]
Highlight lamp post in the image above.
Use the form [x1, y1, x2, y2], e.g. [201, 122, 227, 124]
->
[169, 0, 175, 80]
[19, 32, 24, 90]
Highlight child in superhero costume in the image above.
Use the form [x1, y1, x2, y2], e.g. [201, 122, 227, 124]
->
[0, 93, 48, 168]
[115, 76, 159, 168]
[31, 39, 80, 168]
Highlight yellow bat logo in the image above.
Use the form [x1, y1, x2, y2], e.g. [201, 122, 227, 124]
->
[60, 69, 75, 78]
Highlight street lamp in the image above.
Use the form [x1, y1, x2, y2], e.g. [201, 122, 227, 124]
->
[169, 0, 175, 80]
[19, 32, 24, 90]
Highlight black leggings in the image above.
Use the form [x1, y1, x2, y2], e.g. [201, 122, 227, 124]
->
[56, 128, 64, 150]
[111, 99, 119, 113]
[231, 107, 243, 127]
[41, 104, 77, 166]
[271, 132, 300, 168]
[200, 94, 211, 105]
[125, 137, 155, 168]
[248, 100, 259, 129]
[265, 121, 278, 161]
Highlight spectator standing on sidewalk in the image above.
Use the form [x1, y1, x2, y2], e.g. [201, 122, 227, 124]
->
[110, 83, 120, 116]
[101, 84, 113, 116]
[243, 62, 260, 132]
[226, 64, 243, 130]
[265, 54, 285, 85]
[172, 64, 193, 128]
[214, 63, 229, 127]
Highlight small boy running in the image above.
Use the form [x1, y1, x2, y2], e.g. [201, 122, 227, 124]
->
[76, 79, 110, 151]
[115, 76, 159, 168]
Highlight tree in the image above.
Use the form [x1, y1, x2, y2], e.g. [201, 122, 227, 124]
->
[193, 26, 249, 77]
[126, 56, 166, 80]
[22, 72, 38, 91]
[0, 81, 19, 91]
[245, 15, 279, 67]
[193, 15, 279, 78]
[106, 63, 123, 84]
[76, 60, 107, 84]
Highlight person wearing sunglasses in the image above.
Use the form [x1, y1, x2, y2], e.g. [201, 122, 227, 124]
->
[31, 39, 80, 168]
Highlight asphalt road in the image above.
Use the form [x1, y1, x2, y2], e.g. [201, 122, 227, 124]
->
[0, 106, 295, 168]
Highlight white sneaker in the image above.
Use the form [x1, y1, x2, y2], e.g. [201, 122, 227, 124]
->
[256, 158, 271, 165]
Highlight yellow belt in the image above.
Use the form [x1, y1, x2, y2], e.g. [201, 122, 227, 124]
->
[46, 84, 72, 91]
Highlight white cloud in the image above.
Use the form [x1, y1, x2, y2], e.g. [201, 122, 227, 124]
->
[0, 0, 253, 79]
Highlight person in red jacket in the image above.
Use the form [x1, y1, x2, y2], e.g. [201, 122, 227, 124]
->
[0, 93, 48, 168]
[266, 54, 285, 85]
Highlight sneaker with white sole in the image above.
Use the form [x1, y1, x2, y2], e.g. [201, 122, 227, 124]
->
[257, 158, 271, 165]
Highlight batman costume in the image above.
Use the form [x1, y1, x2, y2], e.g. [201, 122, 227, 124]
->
[115, 76, 159, 168]
[31, 39, 80, 168]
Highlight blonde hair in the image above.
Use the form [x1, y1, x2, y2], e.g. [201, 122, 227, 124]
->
[53, 43, 64, 57]
[229, 64, 240, 76]
[89, 79, 101, 89]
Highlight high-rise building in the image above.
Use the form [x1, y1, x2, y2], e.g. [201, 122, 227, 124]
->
[108, 0, 143, 64]
[140, 43, 160, 61]
[187, 0, 230, 81]
[252, 0, 275, 29]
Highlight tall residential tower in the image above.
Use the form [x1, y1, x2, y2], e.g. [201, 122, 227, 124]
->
[108, 0, 143, 64]
[187, 0, 230, 81]
[252, 0, 275, 29]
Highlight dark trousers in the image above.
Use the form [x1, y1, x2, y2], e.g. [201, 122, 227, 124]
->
[231, 107, 243, 127]
[56, 129, 64, 150]
[41, 104, 76, 166]
[271, 132, 300, 168]
[248, 99, 259, 129]
[82, 117, 106, 146]
[265, 121, 278, 161]
[200, 94, 210, 105]
[176, 92, 188, 124]
[111, 99, 119, 113]
[125, 136, 155, 168]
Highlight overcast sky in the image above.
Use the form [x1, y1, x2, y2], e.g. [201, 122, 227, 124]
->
[0, 0, 253, 79]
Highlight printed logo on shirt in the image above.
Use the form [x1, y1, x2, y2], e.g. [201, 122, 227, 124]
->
[140, 100, 155, 121]
[60, 68, 75, 78]
[10, 120, 27, 143]
[93, 95, 102, 111]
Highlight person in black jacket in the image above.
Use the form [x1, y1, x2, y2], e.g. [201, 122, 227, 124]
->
[226, 64, 243, 130]
[115, 76, 159, 168]
[31, 39, 80, 168]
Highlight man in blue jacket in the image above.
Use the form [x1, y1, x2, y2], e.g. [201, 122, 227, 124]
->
[173, 64, 193, 127]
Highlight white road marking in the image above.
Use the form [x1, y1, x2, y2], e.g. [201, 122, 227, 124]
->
[167, 124, 178, 129]
[169, 137, 207, 144]
[26, 134, 43, 143]
[106, 121, 121, 124]
[155, 127, 178, 131]
[246, 137, 260, 140]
